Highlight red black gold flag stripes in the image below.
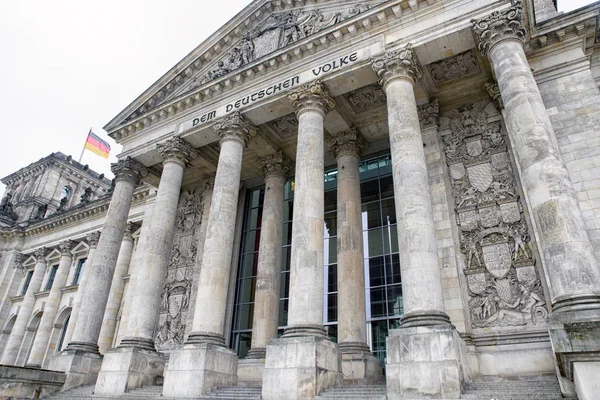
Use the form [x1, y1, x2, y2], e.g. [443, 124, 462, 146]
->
[84, 130, 111, 159]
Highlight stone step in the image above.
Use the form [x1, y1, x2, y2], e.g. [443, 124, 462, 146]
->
[198, 386, 262, 400]
[316, 385, 387, 400]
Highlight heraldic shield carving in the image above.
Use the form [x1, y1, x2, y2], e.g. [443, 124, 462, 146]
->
[442, 100, 548, 331]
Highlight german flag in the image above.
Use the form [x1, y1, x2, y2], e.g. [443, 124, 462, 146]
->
[84, 130, 111, 159]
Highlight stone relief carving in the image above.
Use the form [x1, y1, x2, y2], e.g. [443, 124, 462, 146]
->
[272, 114, 299, 138]
[428, 50, 480, 84]
[0, 194, 17, 221]
[80, 187, 94, 205]
[155, 186, 206, 350]
[345, 84, 386, 112]
[442, 100, 548, 330]
[188, 4, 371, 91]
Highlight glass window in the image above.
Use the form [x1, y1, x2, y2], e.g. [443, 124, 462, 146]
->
[45, 264, 58, 291]
[56, 315, 70, 352]
[21, 270, 33, 295]
[72, 258, 86, 285]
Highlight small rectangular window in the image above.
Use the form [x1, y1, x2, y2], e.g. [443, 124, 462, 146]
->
[72, 258, 86, 285]
[21, 270, 33, 295]
[44, 264, 59, 291]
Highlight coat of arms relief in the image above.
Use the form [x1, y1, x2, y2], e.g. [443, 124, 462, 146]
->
[155, 186, 207, 351]
[442, 100, 549, 331]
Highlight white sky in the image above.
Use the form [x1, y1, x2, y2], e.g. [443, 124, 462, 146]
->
[0, 0, 598, 195]
[0, 0, 249, 194]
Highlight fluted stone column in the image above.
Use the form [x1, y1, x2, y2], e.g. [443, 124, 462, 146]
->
[163, 112, 255, 398]
[26, 241, 75, 368]
[1, 248, 49, 365]
[61, 232, 100, 348]
[372, 45, 465, 399]
[96, 137, 196, 396]
[473, 3, 600, 398]
[238, 152, 292, 386]
[52, 158, 146, 391]
[262, 80, 342, 400]
[329, 128, 382, 385]
[97, 223, 135, 355]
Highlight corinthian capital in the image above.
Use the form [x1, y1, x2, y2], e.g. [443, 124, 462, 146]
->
[212, 111, 256, 146]
[34, 247, 49, 262]
[157, 136, 198, 166]
[59, 240, 76, 256]
[86, 231, 101, 248]
[111, 158, 148, 186]
[328, 128, 365, 159]
[260, 151, 294, 179]
[371, 44, 423, 88]
[288, 80, 336, 117]
[471, 0, 527, 58]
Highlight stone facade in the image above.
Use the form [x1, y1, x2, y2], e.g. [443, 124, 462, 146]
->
[1, 0, 600, 399]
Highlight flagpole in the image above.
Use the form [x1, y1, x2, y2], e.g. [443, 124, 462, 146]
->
[77, 128, 92, 164]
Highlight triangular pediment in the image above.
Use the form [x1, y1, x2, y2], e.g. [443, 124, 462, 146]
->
[105, 0, 385, 132]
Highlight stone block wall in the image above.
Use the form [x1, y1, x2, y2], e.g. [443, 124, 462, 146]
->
[538, 67, 600, 260]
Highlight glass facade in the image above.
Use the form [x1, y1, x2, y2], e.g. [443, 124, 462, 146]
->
[231, 152, 402, 368]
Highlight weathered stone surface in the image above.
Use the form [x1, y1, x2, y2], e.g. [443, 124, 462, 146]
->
[574, 361, 600, 400]
[0, 365, 65, 399]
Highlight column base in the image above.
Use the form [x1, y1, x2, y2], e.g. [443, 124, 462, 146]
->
[386, 325, 468, 399]
[340, 344, 383, 385]
[237, 357, 265, 387]
[262, 335, 342, 400]
[162, 343, 238, 398]
[282, 324, 328, 338]
[400, 310, 452, 328]
[47, 349, 103, 391]
[94, 346, 164, 396]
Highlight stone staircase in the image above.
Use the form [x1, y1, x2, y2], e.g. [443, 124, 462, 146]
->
[315, 385, 387, 399]
[461, 378, 566, 399]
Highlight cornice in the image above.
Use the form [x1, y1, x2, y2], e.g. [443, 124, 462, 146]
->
[0, 185, 153, 239]
[107, 0, 444, 143]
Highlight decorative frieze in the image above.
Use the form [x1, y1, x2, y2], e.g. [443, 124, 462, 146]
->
[442, 100, 547, 330]
[428, 50, 480, 84]
[272, 114, 299, 138]
[345, 84, 386, 112]
[371, 43, 423, 87]
[471, 0, 527, 58]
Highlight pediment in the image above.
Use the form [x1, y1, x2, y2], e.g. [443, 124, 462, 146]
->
[105, 0, 385, 132]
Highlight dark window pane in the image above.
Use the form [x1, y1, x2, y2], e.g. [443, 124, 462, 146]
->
[367, 257, 385, 287]
[378, 155, 393, 176]
[324, 212, 337, 237]
[364, 229, 384, 258]
[370, 287, 386, 318]
[247, 208, 263, 231]
[21, 270, 33, 295]
[244, 230, 261, 254]
[361, 179, 380, 203]
[281, 246, 291, 272]
[327, 264, 337, 293]
[371, 319, 388, 352]
[283, 201, 293, 222]
[381, 198, 397, 225]
[249, 189, 264, 209]
[240, 277, 256, 304]
[387, 285, 403, 316]
[359, 158, 380, 181]
[327, 293, 337, 322]
[285, 181, 295, 200]
[237, 303, 254, 330]
[362, 201, 381, 229]
[325, 237, 337, 265]
[278, 299, 289, 326]
[241, 253, 258, 278]
[386, 254, 402, 285]
[324, 190, 337, 213]
[280, 271, 290, 299]
[380, 175, 394, 198]
[236, 332, 252, 359]
[326, 324, 338, 343]
[283, 223, 293, 246]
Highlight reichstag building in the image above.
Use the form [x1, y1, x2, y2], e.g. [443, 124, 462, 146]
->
[0, 0, 599, 399]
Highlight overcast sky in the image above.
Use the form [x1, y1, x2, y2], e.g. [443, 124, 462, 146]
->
[0, 0, 596, 195]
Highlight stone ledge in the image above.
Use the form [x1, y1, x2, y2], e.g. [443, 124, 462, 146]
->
[0, 365, 65, 399]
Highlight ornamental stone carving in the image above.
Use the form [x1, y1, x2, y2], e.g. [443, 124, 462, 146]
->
[442, 100, 548, 331]
[34, 248, 49, 262]
[110, 158, 148, 186]
[371, 43, 423, 87]
[188, 4, 372, 91]
[272, 114, 299, 138]
[156, 185, 207, 351]
[327, 128, 365, 159]
[417, 99, 440, 130]
[157, 136, 198, 166]
[213, 111, 257, 146]
[14, 253, 24, 270]
[485, 82, 504, 110]
[59, 241, 76, 256]
[428, 50, 480, 84]
[0, 194, 18, 221]
[260, 152, 294, 179]
[288, 79, 336, 116]
[86, 231, 101, 248]
[79, 188, 94, 205]
[345, 84, 386, 112]
[471, 0, 527, 58]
